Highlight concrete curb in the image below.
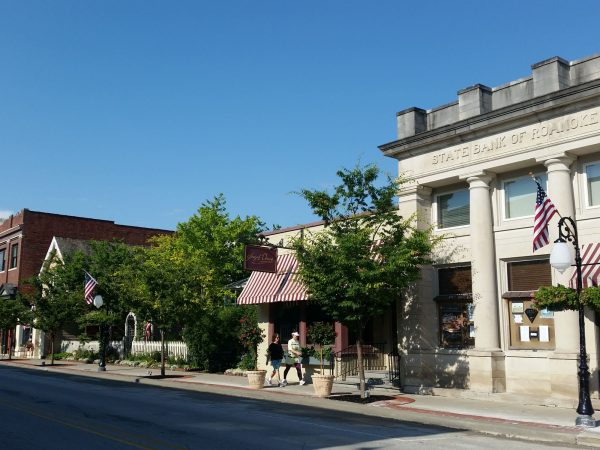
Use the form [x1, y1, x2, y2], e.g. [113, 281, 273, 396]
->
[2, 359, 599, 447]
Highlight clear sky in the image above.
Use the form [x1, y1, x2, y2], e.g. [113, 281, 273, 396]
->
[2, 1, 600, 231]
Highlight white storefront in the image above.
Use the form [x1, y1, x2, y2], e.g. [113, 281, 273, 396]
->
[379, 54, 600, 404]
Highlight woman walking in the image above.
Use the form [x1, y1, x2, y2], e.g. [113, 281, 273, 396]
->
[266, 333, 284, 386]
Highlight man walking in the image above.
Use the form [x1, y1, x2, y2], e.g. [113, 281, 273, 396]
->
[282, 331, 305, 386]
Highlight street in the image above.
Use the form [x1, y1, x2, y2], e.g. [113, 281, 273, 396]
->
[0, 366, 576, 449]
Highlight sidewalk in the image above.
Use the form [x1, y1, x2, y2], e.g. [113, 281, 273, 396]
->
[2, 357, 600, 447]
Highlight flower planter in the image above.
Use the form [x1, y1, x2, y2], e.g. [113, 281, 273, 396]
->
[246, 370, 267, 389]
[312, 374, 334, 397]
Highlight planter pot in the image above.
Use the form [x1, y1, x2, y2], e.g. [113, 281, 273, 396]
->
[246, 370, 267, 389]
[312, 374, 334, 397]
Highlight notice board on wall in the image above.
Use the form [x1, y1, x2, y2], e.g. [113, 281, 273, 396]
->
[507, 298, 555, 350]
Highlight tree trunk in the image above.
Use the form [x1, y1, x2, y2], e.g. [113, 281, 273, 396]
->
[160, 329, 165, 377]
[7, 329, 12, 360]
[356, 325, 367, 398]
[50, 332, 55, 365]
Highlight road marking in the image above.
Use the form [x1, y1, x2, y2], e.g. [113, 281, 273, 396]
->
[0, 398, 186, 450]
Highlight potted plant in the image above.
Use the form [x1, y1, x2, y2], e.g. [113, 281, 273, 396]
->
[307, 322, 336, 397]
[239, 316, 266, 389]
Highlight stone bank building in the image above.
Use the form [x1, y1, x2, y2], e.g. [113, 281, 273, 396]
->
[248, 53, 600, 403]
[380, 53, 600, 402]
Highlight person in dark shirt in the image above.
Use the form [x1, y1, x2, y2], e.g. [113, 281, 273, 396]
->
[266, 333, 284, 386]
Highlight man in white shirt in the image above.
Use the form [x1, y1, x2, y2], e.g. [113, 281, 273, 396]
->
[281, 331, 305, 386]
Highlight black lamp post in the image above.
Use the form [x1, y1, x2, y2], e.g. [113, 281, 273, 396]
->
[549, 216, 595, 427]
[93, 295, 106, 372]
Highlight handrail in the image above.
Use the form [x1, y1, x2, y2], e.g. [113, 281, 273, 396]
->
[329, 343, 387, 380]
[387, 352, 401, 386]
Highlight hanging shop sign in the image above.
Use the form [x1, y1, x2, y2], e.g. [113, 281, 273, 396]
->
[244, 245, 278, 273]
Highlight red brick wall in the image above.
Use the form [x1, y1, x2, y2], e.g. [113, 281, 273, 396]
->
[0, 209, 172, 286]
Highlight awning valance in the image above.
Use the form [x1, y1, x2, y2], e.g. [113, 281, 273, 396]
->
[570, 243, 600, 289]
[237, 253, 308, 304]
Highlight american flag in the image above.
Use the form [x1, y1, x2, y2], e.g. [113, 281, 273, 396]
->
[84, 271, 98, 305]
[533, 179, 557, 251]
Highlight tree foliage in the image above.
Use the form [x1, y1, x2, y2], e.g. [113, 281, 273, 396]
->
[293, 164, 436, 396]
[0, 293, 33, 359]
[176, 194, 265, 305]
[24, 250, 87, 363]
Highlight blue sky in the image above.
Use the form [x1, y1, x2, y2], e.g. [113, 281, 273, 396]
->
[2, 1, 600, 231]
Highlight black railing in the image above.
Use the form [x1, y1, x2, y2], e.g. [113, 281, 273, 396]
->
[387, 352, 401, 387]
[330, 343, 386, 381]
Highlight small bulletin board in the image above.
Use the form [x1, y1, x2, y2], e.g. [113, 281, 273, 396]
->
[507, 298, 555, 350]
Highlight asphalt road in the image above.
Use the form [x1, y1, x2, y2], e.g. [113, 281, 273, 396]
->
[0, 366, 576, 449]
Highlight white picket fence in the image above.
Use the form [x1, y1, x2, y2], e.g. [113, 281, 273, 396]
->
[130, 341, 188, 360]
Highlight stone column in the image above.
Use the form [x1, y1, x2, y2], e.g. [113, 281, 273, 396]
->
[464, 174, 505, 392]
[542, 156, 580, 401]
[397, 185, 437, 391]
[466, 175, 500, 350]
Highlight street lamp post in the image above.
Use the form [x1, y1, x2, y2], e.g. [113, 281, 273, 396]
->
[549, 216, 595, 427]
[93, 295, 106, 372]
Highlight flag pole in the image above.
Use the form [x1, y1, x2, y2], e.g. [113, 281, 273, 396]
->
[529, 172, 563, 220]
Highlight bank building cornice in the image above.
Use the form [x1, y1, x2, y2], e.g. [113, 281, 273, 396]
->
[380, 53, 600, 159]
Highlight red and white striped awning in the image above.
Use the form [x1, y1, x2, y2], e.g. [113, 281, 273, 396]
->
[570, 243, 600, 289]
[237, 253, 308, 304]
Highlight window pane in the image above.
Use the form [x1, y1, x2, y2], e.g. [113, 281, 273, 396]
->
[508, 260, 551, 291]
[504, 174, 547, 219]
[439, 302, 474, 349]
[10, 244, 18, 268]
[587, 163, 600, 206]
[438, 190, 470, 228]
[438, 266, 472, 295]
[0, 249, 5, 271]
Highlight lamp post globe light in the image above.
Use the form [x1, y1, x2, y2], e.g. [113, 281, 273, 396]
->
[93, 295, 107, 372]
[549, 216, 595, 427]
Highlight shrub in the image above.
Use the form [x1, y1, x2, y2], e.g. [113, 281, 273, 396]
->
[185, 306, 254, 373]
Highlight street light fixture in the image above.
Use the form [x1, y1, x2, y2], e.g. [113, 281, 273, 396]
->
[549, 216, 595, 427]
[93, 295, 106, 372]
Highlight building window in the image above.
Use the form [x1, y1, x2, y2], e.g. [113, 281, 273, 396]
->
[586, 162, 600, 207]
[507, 259, 552, 291]
[437, 189, 470, 229]
[436, 266, 474, 349]
[10, 244, 18, 269]
[505, 259, 554, 350]
[0, 248, 5, 272]
[504, 174, 548, 219]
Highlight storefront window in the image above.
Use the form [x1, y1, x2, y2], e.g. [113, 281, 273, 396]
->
[436, 266, 473, 349]
[439, 302, 474, 349]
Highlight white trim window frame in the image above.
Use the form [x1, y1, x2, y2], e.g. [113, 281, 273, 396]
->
[502, 173, 548, 221]
[584, 161, 600, 209]
[434, 188, 470, 231]
[9, 243, 18, 270]
[0, 248, 5, 272]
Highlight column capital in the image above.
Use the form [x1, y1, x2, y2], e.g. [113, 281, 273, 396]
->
[399, 183, 432, 198]
[461, 172, 494, 188]
[536, 155, 576, 172]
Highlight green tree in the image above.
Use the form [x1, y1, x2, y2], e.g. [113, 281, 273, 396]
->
[0, 294, 33, 360]
[137, 234, 203, 376]
[293, 164, 436, 397]
[175, 195, 265, 371]
[78, 240, 145, 365]
[176, 194, 265, 305]
[26, 250, 87, 364]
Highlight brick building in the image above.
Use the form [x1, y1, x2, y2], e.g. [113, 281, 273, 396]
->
[0, 208, 172, 354]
